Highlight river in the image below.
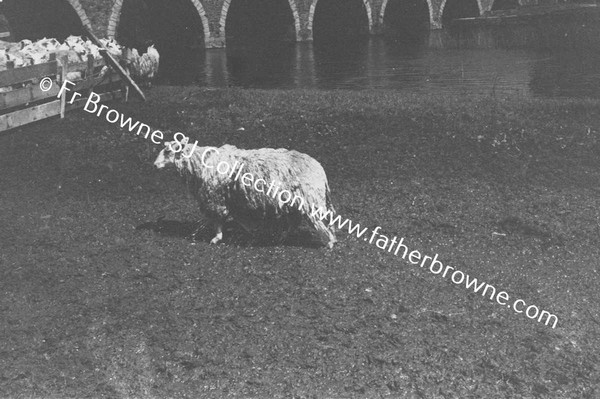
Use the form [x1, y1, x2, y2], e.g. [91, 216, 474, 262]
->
[155, 28, 600, 99]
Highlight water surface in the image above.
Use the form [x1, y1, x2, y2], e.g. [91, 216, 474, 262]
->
[156, 31, 600, 98]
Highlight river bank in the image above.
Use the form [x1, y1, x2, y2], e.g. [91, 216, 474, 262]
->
[0, 87, 599, 398]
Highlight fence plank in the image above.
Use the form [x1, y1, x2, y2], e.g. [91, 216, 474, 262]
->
[66, 58, 106, 73]
[0, 48, 126, 132]
[0, 80, 60, 109]
[0, 100, 61, 132]
[73, 73, 122, 92]
[0, 61, 59, 87]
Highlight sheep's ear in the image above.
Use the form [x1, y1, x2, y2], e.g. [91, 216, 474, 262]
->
[164, 141, 176, 152]
[164, 141, 183, 158]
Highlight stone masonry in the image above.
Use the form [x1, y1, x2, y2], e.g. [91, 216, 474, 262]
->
[66, 0, 550, 48]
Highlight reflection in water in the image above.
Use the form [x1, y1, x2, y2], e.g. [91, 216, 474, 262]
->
[312, 38, 536, 96]
[158, 33, 600, 99]
[313, 38, 372, 89]
[225, 41, 297, 89]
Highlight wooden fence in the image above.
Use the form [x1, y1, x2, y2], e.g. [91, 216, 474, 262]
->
[0, 52, 125, 133]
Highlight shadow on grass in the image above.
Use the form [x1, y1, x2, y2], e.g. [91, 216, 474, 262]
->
[136, 217, 326, 248]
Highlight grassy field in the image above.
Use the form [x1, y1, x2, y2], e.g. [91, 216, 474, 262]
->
[0, 87, 599, 398]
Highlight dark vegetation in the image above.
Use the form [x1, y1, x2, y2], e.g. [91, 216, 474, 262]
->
[0, 87, 599, 398]
[0, 0, 84, 41]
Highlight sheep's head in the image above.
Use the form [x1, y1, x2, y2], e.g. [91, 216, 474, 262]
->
[70, 42, 87, 57]
[154, 141, 182, 170]
[65, 35, 84, 47]
[19, 39, 33, 49]
[146, 44, 159, 59]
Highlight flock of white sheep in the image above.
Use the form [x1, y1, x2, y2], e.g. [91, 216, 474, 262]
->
[0, 35, 159, 91]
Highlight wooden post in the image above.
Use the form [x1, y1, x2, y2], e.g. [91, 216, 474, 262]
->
[57, 53, 68, 119]
[86, 53, 94, 83]
[123, 48, 131, 103]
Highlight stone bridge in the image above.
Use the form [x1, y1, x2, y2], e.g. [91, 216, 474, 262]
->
[1, 0, 561, 48]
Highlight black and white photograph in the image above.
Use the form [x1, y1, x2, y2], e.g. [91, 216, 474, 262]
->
[1, 0, 599, 397]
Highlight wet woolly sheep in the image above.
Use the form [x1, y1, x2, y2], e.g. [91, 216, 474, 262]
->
[154, 141, 337, 247]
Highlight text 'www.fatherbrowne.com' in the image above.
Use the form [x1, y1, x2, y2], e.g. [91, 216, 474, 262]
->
[60, 77, 558, 329]
[310, 205, 559, 329]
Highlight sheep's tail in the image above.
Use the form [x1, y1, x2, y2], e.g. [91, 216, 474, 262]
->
[325, 181, 336, 223]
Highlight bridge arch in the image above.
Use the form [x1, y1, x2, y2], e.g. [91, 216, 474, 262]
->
[64, 0, 91, 29]
[309, 0, 373, 41]
[380, 0, 433, 30]
[0, 0, 90, 40]
[219, 0, 301, 42]
[107, 0, 210, 46]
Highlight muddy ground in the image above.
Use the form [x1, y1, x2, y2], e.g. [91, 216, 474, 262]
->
[0, 87, 599, 398]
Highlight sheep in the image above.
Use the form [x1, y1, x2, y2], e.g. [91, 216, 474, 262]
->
[154, 141, 337, 247]
[0, 37, 100, 94]
[0, 36, 122, 71]
[84, 40, 101, 59]
[0, 36, 127, 91]
[64, 35, 86, 48]
[125, 44, 160, 87]
[0, 50, 8, 71]
[99, 38, 123, 57]
[5, 51, 26, 67]
[37, 38, 61, 52]
[18, 39, 32, 49]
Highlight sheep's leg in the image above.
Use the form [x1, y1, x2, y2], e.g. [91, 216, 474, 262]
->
[307, 213, 337, 248]
[210, 223, 223, 244]
[282, 213, 301, 242]
[327, 234, 337, 249]
[236, 219, 255, 235]
[283, 223, 294, 239]
[191, 220, 204, 241]
[327, 224, 337, 248]
[319, 221, 337, 248]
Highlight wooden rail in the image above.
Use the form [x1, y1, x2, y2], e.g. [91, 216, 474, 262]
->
[0, 52, 127, 133]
